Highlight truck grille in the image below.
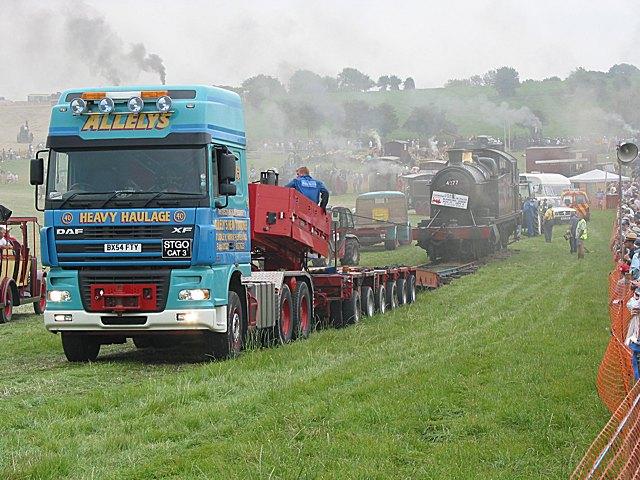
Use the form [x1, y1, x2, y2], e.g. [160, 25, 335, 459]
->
[55, 225, 194, 266]
[79, 270, 170, 312]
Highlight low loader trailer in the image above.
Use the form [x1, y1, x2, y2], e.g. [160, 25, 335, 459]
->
[30, 85, 416, 362]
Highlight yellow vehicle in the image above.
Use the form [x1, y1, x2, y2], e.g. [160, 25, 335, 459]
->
[354, 191, 411, 250]
[561, 189, 590, 220]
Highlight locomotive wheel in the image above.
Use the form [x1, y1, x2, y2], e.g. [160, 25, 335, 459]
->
[342, 289, 361, 326]
[277, 285, 293, 343]
[0, 283, 14, 323]
[292, 282, 312, 340]
[385, 281, 398, 310]
[406, 275, 417, 304]
[361, 286, 375, 317]
[396, 278, 408, 306]
[33, 279, 46, 315]
[375, 284, 387, 314]
[61, 333, 100, 362]
[206, 290, 244, 359]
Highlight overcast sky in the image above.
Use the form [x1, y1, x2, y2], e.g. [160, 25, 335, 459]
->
[1, 0, 639, 99]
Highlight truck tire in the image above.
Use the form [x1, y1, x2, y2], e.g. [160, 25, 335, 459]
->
[398, 223, 412, 246]
[0, 283, 14, 323]
[132, 336, 153, 349]
[277, 284, 293, 344]
[61, 333, 100, 362]
[384, 226, 398, 251]
[361, 286, 375, 317]
[292, 282, 312, 340]
[386, 281, 398, 310]
[342, 289, 361, 326]
[341, 238, 360, 266]
[33, 280, 46, 315]
[207, 290, 244, 359]
[396, 278, 407, 305]
[330, 300, 343, 328]
[406, 275, 417, 304]
[375, 284, 387, 314]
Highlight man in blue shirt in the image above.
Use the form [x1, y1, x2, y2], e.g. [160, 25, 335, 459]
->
[286, 166, 330, 211]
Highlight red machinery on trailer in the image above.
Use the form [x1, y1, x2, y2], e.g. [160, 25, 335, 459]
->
[240, 182, 416, 345]
[0, 216, 47, 322]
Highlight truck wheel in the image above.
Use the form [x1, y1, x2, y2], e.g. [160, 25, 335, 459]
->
[398, 224, 412, 246]
[132, 336, 153, 349]
[375, 284, 387, 314]
[361, 286, 375, 317]
[207, 290, 244, 359]
[406, 275, 417, 304]
[0, 284, 14, 323]
[384, 227, 398, 251]
[396, 278, 407, 305]
[293, 282, 312, 340]
[341, 239, 360, 266]
[386, 281, 398, 310]
[33, 280, 46, 315]
[330, 300, 343, 328]
[342, 289, 361, 326]
[277, 284, 293, 344]
[61, 333, 100, 362]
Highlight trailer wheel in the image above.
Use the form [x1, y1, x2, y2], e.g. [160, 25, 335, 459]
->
[207, 291, 244, 359]
[61, 333, 100, 362]
[293, 282, 312, 340]
[375, 284, 387, 314]
[277, 284, 293, 344]
[406, 275, 417, 304]
[361, 286, 375, 317]
[33, 279, 46, 315]
[396, 278, 407, 305]
[386, 281, 398, 310]
[342, 289, 361, 326]
[0, 282, 14, 323]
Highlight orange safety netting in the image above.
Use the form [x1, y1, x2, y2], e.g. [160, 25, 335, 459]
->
[573, 224, 640, 479]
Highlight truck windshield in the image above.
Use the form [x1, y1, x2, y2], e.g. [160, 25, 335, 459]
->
[47, 146, 208, 202]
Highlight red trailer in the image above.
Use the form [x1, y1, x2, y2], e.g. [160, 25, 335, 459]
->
[0, 217, 47, 322]
[240, 183, 416, 345]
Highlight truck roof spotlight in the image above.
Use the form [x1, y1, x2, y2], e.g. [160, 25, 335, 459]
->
[156, 95, 172, 113]
[70, 98, 87, 115]
[127, 96, 144, 113]
[98, 97, 115, 114]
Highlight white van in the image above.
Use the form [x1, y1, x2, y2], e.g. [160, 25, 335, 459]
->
[519, 173, 571, 207]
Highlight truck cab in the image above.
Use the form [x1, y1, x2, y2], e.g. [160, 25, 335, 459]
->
[31, 86, 250, 361]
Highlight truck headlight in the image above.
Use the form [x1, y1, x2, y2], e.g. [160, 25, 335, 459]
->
[178, 289, 210, 301]
[48, 290, 71, 302]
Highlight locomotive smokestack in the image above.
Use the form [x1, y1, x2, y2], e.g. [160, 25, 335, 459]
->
[448, 149, 465, 164]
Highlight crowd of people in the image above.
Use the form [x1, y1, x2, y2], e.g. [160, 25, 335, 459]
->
[610, 180, 640, 378]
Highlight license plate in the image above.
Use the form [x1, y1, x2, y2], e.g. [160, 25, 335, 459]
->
[162, 239, 192, 258]
[104, 243, 142, 253]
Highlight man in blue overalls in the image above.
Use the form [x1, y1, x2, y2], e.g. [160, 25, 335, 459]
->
[286, 166, 330, 211]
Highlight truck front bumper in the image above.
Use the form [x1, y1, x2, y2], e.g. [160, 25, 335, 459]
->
[44, 307, 228, 334]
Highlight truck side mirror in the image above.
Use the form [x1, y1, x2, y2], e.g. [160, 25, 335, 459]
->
[215, 150, 238, 208]
[30, 157, 44, 185]
[218, 152, 237, 183]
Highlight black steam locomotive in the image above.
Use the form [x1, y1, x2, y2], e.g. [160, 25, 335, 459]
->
[415, 148, 522, 261]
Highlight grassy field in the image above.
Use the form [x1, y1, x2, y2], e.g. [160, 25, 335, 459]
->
[0, 200, 613, 479]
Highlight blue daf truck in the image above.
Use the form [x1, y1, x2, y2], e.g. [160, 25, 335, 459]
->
[30, 86, 252, 361]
